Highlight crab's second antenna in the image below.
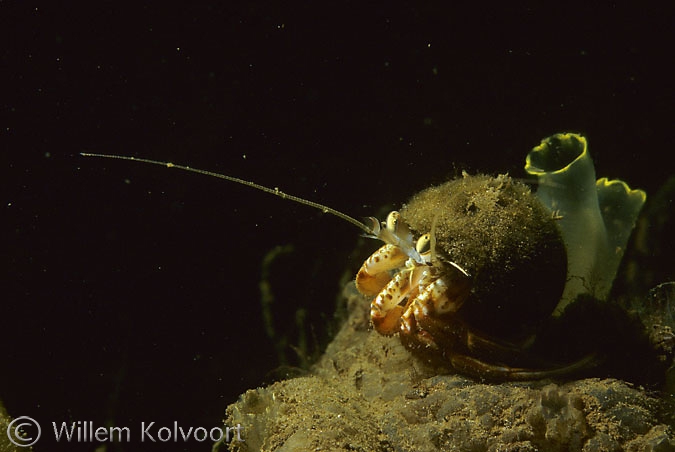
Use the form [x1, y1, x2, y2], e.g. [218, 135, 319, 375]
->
[80, 152, 376, 236]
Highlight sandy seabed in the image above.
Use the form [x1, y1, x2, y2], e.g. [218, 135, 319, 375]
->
[220, 283, 675, 452]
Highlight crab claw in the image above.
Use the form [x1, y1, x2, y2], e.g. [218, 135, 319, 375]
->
[355, 244, 408, 297]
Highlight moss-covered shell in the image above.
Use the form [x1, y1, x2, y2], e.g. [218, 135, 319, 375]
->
[399, 174, 566, 343]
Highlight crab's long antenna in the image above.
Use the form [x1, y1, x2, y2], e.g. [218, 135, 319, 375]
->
[80, 152, 375, 236]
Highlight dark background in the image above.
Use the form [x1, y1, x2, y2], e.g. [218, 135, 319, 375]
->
[2, 2, 673, 451]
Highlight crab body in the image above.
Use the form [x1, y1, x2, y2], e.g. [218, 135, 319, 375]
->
[356, 173, 571, 380]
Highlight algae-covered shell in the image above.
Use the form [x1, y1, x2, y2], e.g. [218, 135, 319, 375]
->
[399, 173, 567, 343]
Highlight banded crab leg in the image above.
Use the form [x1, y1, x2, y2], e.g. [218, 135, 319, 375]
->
[359, 218, 436, 335]
[398, 263, 471, 347]
[370, 265, 429, 335]
[355, 244, 408, 296]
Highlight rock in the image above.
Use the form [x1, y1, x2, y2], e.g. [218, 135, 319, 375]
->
[218, 284, 675, 452]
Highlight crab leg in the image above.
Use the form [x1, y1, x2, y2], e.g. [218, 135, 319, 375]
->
[370, 265, 428, 335]
[448, 352, 597, 381]
[355, 244, 408, 296]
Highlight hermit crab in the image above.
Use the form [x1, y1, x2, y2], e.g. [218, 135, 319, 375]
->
[355, 173, 572, 380]
[81, 133, 647, 382]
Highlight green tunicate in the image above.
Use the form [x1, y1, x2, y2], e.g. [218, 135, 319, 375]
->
[525, 133, 646, 314]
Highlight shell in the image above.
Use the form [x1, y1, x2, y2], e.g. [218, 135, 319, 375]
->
[399, 173, 567, 344]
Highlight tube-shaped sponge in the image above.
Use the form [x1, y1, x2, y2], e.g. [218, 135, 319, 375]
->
[525, 133, 646, 315]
